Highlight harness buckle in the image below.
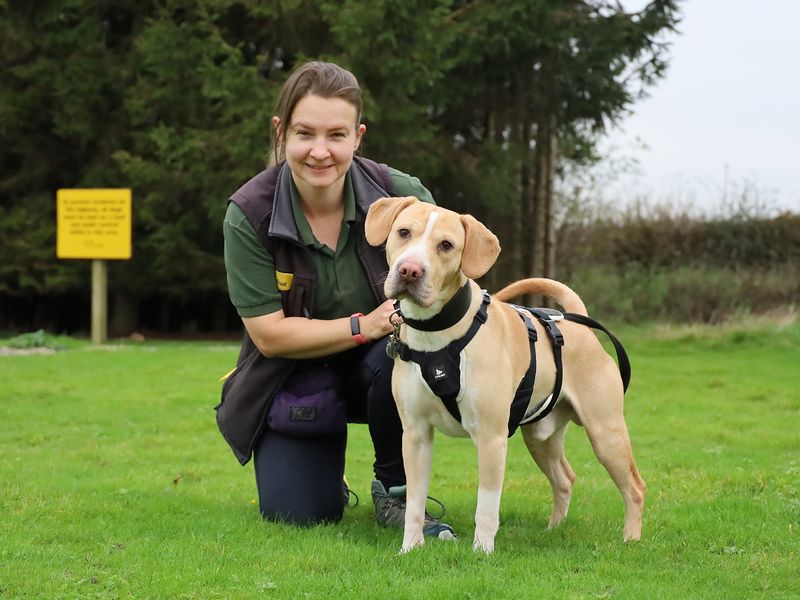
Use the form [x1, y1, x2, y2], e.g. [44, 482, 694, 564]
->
[536, 307, 564, 321]
[529, 308, 565, 346]
[546, 322, 564, 346]
[475, 290, 491, 324]
[475, 307, 488, 324]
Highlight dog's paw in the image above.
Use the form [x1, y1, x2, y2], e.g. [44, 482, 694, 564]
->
[472, 537, 495, 554]
[623, 530, 642, 543]
[400, 533, 425, 554]
[399, 542, 424, 554]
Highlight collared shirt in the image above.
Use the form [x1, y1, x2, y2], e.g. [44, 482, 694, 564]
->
[224, 166, 434, 318]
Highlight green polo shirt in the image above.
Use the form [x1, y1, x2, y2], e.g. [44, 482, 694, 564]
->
[224, 167, 434, 319]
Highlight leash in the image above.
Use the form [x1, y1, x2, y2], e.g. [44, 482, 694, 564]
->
[562, 312, 631, 392]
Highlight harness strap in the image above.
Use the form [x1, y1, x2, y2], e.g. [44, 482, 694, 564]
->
[395, 297, 631, 439]
[516, 308, 565, 427]
[397, 292, 491, 423]
[563, 312, 631, 392]
[507, 311, 537, 436]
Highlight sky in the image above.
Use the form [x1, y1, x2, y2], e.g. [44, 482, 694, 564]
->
[600, 0, 800, 214]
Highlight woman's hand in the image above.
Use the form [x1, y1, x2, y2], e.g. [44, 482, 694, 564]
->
[242, 299, 400, 359]
[360, 299, 398, 342]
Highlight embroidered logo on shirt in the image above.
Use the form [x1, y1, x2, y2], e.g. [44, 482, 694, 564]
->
[276, 271, 294, 291]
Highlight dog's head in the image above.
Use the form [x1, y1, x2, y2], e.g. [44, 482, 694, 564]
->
[365, 196, 501, 307]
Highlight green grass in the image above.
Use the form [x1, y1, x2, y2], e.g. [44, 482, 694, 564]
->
[1, 322, 798, 599]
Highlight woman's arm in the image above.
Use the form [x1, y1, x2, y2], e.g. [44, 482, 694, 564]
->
[243, 299, 397, 359]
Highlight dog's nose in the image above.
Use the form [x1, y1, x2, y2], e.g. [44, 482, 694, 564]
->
[398, 261, 424, 282]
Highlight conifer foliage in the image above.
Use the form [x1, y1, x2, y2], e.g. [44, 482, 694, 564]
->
[0, 1, 679, 332]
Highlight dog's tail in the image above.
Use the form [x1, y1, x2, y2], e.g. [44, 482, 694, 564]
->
[493, 278, 588, 316]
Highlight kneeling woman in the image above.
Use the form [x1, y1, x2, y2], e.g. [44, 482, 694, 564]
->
[218, 60, 454, 539]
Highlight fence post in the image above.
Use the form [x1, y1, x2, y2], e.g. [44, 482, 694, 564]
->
[92, 259, 107, 344]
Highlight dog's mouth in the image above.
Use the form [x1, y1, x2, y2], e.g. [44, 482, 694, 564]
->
[387, 278, 435, 308]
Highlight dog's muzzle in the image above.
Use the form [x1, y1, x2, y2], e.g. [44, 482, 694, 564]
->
[387, 260, 433, 304]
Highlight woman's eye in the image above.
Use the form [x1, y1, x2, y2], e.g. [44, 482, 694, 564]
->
[331, 132, 346, 139]
[397, 228, 410, 239]
[439, 240, 453, 252]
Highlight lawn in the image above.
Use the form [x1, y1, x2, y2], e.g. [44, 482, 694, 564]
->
[1, 320, 798, 599]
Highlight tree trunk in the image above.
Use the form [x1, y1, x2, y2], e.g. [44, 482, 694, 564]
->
[110, 293, 139, 336]
[518, 117, 534, 304]
[531, 117, 547, 305]
[484, 107, 500, 292]
[543, 114, 558, 284]
[530, 111, 558, 307]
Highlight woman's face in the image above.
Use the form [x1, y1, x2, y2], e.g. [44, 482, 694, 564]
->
[275, 94, 366, 197]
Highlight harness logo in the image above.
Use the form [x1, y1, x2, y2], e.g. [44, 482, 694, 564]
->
[433, 366, 448, 380]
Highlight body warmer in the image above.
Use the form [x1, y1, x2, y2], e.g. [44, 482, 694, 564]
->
[216, 157, 395, 465]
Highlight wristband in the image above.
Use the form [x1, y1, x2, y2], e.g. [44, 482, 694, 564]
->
[350, 313, 368, 345]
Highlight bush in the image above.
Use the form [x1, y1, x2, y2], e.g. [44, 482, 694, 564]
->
[4, 329, 71, 350]
[567, 264, 799, 323]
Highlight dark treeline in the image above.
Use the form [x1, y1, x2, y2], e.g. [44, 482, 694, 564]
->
[0, 1, 684, 335]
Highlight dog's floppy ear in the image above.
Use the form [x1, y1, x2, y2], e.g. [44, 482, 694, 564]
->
[365, 196, 420, 247]
[459, 214, 501, 279]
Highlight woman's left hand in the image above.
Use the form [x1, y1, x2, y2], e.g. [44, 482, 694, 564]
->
[361, 299, 398, 341]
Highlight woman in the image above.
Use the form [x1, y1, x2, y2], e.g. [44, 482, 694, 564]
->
[218, 60, 455, 539]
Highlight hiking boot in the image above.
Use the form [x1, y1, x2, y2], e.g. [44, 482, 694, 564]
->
[371, 480, 457, 540]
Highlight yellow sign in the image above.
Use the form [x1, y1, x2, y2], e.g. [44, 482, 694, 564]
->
[57, 189, 132, 259]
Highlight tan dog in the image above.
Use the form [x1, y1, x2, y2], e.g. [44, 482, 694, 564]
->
[365, 196, 646, 554]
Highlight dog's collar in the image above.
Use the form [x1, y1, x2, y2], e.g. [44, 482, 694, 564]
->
[395, 282, 473, 332]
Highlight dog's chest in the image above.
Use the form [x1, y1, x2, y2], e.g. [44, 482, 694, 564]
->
[394, 357, 472, 437]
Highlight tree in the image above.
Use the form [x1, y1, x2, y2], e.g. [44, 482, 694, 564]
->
[0, 0, 680, 332]
[428, 0, 680, 297]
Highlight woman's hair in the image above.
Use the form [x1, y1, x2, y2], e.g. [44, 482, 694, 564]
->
[269, 60, 364, 165]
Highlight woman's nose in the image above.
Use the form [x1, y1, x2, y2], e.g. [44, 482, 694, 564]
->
[309, 136, 330, 159]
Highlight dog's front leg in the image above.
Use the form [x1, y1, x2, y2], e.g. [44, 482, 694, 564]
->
[400, 423, 434, 553]
[473, 432, 508, 553]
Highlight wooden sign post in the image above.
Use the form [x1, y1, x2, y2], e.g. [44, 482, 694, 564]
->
[56, 189, 132, 344]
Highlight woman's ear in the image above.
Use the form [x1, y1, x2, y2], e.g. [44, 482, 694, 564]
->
[272, 116, 282, 139]
[355, 123, 366, 150]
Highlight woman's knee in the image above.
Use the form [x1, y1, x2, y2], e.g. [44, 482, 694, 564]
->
[253, 430, 347, 525]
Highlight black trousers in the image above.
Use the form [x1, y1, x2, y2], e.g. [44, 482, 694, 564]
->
[253, 337, 405, 525]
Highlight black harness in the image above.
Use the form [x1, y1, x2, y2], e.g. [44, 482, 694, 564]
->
[390, 286, 631, 437]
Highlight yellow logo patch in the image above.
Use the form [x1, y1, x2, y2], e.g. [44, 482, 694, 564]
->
[276, 271, 294, 291]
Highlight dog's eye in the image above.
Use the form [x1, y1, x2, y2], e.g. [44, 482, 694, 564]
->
[397, 228, 410, 239]
[439, 240, 453, 252]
